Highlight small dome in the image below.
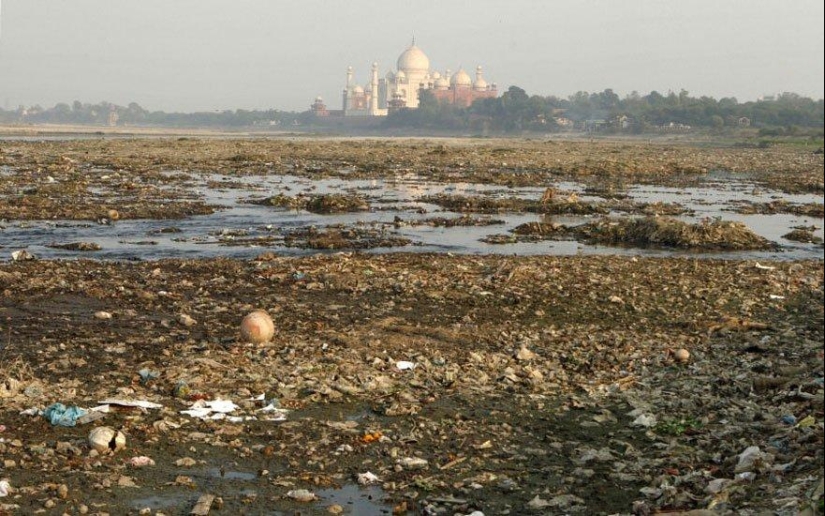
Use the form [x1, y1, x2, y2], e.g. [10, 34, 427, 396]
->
[315, 96, 324, 102]
[473, 78, 488, 91]
[451, 69, 472, 88]
[353, 85, 365, 94]
[397, 44, 430, 73]
[396, 70, 407, 81]
[434, 76, 450, 90]
[431, 71, 441, 80]
[385, 71, 395, 80]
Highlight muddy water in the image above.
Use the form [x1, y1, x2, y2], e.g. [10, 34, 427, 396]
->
[2, 173, 822, 261]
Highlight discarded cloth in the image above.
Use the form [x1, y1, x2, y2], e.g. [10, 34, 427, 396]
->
[43, 403, 88, 427]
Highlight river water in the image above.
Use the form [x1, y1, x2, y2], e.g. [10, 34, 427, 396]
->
[1, 172, 822, 261]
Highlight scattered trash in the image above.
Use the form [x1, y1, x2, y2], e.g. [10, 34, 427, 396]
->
[138, 368, 160, 384]
[239, 309, 275, 344]
[129, 456, 156, 467]
[395, 361, 416, 371]
[96, 399, 164, 410]
[516, 346, 537, 361]
[190, 494, 215, 516]
[398, 457, 428, 470]
[181, 399, 240, 420]
[673, 348, 690, 363]
[10, 250, 35, 261]
[735, 446, 773, 474]
[88, 426, 127, 454]
[631, 413, 658, 428]
[286, 489, 317, 502]
[94, 311, 113, 320]
[781, 415, 797, 425]
[796, 415, 816, 428]
[357, 472, 381, 485]
[43, 403, 88, 427]
[0, 479, 11, 497]
[178, 314, 197, 327]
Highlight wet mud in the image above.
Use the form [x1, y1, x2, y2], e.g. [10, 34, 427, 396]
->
[0, 137, 823, 515]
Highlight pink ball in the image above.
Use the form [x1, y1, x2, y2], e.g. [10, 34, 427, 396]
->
[240, 310, 275, 344]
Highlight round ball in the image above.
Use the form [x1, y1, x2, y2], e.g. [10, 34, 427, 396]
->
[240, 310, 275, 344]
[674, 348, 690, 363]
[107, 209, 120, 221]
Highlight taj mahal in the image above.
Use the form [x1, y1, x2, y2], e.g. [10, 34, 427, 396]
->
[312, 41, 498, 118]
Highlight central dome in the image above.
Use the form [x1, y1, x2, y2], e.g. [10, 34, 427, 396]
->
[397, 45, 430, 73]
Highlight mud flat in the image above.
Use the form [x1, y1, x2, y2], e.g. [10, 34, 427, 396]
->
[0, 137, 823, 515]
[0, 254, 822, 515]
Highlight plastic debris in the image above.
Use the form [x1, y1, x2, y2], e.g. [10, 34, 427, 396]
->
[138, 368, 160, 384]
[43, 403, 88, 427]
[796, 415, 816, 428]
[129, 456, 156, 467]
[190, 494, 215, 515]
[286, 489, 317, 502]
[11, 250, 36, 261]
[781, 414, 797, 425]
[357, 471, 380, 485]
[180, 399, 239, 420]
[0, 479, 11, 497]
[735, 446, 773, 474]
[631, 413, 658, 428]
[398, 457, 428, 470]
[395, 360, 416, 371]
[97, 399, 163, 410]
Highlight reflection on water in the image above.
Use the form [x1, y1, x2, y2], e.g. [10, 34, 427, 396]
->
[1, 173, 822, 261]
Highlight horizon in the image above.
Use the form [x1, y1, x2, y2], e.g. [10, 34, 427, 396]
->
[0, 0, 823, 113]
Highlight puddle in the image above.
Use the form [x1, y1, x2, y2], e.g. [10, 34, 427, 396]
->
[317, 484, 393, 515]
[205, 467, 258, 481]
[131, 492, 197, 510]
[1, 173, 822, 261]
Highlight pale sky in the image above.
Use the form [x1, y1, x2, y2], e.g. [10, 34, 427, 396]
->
[0, 0, 822, 112]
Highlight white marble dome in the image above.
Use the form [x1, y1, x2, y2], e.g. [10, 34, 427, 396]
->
[397, 45, 430, 73]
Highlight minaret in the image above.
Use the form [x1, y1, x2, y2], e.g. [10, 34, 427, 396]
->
[343, 66, 354, 113]
[476, 66, 484, 83]
[369, 62, 379, 115]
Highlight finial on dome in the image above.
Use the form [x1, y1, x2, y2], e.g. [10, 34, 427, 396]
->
[412, 35, 415, 46]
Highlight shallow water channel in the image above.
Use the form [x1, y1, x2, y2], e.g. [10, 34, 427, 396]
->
[2, 173, 822, 261]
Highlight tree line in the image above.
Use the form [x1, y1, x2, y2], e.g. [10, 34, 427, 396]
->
[1, 88, 822, 134]
[0, 100, 305, 127]
[385, 87, 824, 134]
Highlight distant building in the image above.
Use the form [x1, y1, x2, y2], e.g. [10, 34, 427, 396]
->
[107, 105, 119, 127]
[737, 116, 751, 127]
[553, 116, 575, 128]
[310, 97, 329, 117]
[335, 41, 498, 117]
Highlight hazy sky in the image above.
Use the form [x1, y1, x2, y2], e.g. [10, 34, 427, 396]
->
[0, 0, 823, 112]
